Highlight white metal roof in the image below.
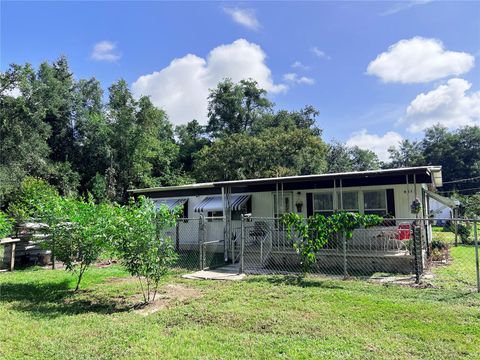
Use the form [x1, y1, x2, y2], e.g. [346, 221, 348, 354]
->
[128, 166, 442, 194]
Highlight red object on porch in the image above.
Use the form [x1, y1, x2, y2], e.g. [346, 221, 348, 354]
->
[397, 223, 411, 240]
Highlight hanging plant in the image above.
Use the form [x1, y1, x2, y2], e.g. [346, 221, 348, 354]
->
[410, 198, 422, 214]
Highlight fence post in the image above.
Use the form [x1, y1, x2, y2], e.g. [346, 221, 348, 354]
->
[175, 221, 180, 252]
[474, 219, 479, 293]
[412, 225, 423, 284]
[342, 232, 348, 278]
[198, 215, 204, 270]
[240, 215, 245, 273]
[454, 210, 458, 247]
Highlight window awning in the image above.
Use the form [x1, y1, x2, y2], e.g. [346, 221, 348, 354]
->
[425, 190, 460, 209]
[154, 198, 187, 210]
[194, 195, 250, 212]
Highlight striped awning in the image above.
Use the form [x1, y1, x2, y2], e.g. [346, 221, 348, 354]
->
[154, 198, 187, 210]
[194, 195, 250, 212]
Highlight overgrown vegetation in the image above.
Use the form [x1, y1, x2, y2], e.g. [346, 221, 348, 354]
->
[5, 177, 180, 295]
[0, 212, 14, 239]
[283, 212, 383, 272]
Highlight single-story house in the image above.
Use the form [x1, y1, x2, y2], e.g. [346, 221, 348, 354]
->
[130, 166, 444, 274]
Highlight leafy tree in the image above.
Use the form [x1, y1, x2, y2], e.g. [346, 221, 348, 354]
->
[327, 142, 380, 173]
[35, 56, 76, 163]
[387, 139, 424, 168]
[47, 196, 112, 291]
[206, 78, 272, 137]
[175, 120, 210, 172]
[349, 146, 380, 171]
[251, 105, 321, 137]
[112, 197, 179, 303]
[107, 82, 185, 200]
[0, 64, 52, 205]
[193, 128, 328, 181]
[326, 142, 355, 173]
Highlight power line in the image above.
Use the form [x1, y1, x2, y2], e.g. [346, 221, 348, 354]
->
[443, 176, 480, 184]
[439, 186, 480, 194]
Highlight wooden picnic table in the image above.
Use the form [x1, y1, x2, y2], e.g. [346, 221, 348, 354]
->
[0, 237, 21, 271]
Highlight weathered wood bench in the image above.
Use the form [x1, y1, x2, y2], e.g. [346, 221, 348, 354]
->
[0, 238, 21, 271]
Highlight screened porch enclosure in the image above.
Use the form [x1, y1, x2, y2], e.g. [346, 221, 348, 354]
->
[139, 167, 442, 274]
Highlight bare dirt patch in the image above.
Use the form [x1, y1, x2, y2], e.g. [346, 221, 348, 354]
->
[133, 284, 202, 316]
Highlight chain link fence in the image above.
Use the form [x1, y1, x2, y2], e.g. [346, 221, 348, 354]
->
[160, 216, 227, 271]
[237, 216, 480, 293]
[2, 214, 478, 294]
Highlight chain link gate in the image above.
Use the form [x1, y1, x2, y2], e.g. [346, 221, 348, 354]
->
[200, 216, 227, 270]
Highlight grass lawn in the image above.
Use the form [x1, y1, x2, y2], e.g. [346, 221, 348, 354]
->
[1, 261, 479, 360]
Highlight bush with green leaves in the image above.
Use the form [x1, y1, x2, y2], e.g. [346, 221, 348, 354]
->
[8, 178, 114, 290]
[112, 197, 179, 303]
[283, 211, 383, 272]
[50, 197, 116, 291]
[0, 212, 14, 239]
[7, 177, 60, 221]
[458, 222, 473, 244]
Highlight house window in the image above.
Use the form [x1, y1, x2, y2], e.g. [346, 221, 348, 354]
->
[364, 190, 387, 216]
[337, 191, 359, 212]
[207, 211, 223, 221]
[207, 210, 245, 221]
[313, 193, 334, 216]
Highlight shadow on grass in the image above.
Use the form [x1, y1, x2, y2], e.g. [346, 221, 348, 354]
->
[245, 274, 344, 289]
[0, 281, 132, 318]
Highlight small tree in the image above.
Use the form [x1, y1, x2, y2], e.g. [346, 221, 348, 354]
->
[283, 211, 383, 273]
[51, 197, 113, 291]
[113, 197, 179, 303]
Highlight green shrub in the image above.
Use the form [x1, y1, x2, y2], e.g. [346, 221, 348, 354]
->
[458, 223, 472, 244]
[49, 196, 115, 291]
[7, 177, 60, 221]
[0, 212, 14, 238]
[431, 239, 449, 251]
[112, 197, 179, 303]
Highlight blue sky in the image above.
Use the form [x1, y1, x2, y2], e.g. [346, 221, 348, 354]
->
[2, 1, 479, 161]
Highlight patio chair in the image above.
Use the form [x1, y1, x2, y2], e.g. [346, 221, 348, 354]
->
[249, 221, 268, 245]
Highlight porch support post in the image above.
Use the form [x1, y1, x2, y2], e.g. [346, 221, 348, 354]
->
[240, 214, 245, 273]
[223, 186, 231, 262]
[339, 178, 343, 211]
[333, 179, 336, 211]
[198, 215, 205, 270]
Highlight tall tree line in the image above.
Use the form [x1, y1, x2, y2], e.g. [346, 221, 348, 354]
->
[1, 56, 478, 205]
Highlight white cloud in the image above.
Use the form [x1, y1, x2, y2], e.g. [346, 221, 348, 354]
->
[132, 39, 287, 125]
[291, 61, 310, 71]
[402, 78, 480, 132]
[223, 7, 260, 30]
[91, 41, 121, 62]
[380, 0, 432, 16]
[283, 72, 315, 85]
[3, 87, 21, 98]
[311, 47, 330, 59]
[367, 37, 474, 83]
[346, 130, 403, 162]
